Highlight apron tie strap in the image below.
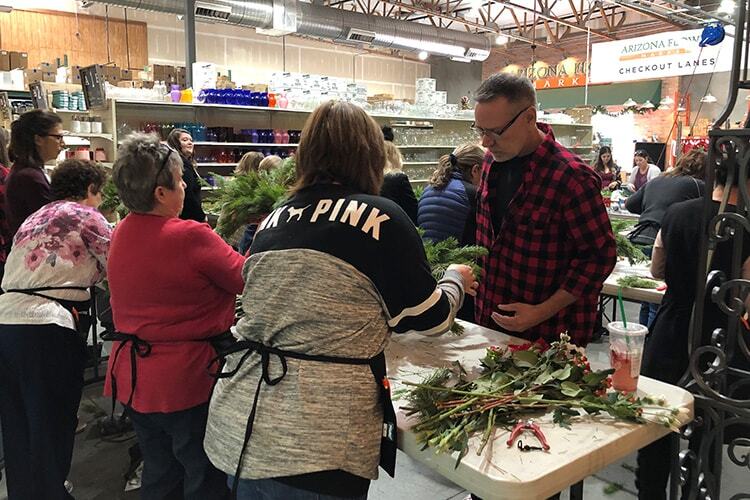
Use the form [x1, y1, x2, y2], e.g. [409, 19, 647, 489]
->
[211, 340, 396, 499]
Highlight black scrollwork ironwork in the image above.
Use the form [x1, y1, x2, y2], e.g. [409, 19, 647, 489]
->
[728, 437, 750, 469]
[673, 4, 750, 497]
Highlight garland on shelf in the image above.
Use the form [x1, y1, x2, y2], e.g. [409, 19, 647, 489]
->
[592, 105, 656, 117]
[401, 334, 683, 466]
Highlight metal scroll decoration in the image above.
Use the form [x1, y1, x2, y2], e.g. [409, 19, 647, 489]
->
[673, 3, 750, 494]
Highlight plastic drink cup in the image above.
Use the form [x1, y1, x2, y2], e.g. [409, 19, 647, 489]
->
[607, 321, 648, 392]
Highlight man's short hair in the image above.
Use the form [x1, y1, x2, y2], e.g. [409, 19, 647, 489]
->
[475, 73, 537, 106]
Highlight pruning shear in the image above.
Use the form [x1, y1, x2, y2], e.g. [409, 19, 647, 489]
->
[507, 420, 550, 451]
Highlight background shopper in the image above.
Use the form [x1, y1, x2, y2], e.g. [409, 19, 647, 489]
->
[167, 128, 205, 222]
[418, 143, 483, 245]
[379, 141, 418, 223]
[0, 159, 111, 500]
[104, 132, 245, 500]
[5, 109, 63, 237]
[234, 151, 264, 176]
[592, 146, 621, 190]
[625, 149, 707, 328]
[627, 149, 661, 192]
[205, 101, 476, 500]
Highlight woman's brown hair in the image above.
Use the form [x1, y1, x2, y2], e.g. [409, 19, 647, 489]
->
[235, 151, 264, 176]
[663, 148, 707, 180]
[166, 128, 195, 166]
[293, 101, 385, 195]
[8, 109, 62, 168]
[429, 144, 485, 190]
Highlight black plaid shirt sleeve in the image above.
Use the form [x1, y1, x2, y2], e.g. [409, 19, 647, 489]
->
[559, 165, 617, 298]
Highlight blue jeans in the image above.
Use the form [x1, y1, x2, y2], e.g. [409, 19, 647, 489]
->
[639, 246, 658, 330]
[228, 475, 369, 500]
[127, 403, 227, 500]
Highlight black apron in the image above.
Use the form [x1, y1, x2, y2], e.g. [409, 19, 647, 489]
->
[6, 286, 92, 337]
[211, 339, 398, 498]
[100, 330, 236, 417]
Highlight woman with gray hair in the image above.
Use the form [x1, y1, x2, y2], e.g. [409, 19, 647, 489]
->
[103, 132, 245, 499]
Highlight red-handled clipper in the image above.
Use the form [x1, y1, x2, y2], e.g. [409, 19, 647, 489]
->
[506, 420, 550, 451]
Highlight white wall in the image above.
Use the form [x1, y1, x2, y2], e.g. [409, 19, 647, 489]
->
[5, 1, 430, 99]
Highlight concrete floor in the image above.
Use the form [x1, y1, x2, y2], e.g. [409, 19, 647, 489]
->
[1, 301, 747, 499]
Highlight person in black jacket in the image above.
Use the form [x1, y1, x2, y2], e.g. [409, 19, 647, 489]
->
[624, 148, 706, 328]
[379, 141, 418, 223]
[167, 128, 206, 222]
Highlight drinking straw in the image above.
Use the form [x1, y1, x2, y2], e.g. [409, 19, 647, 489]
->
[618, 287, 627, 328]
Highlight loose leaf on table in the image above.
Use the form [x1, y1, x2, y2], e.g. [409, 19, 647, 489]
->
[560, 381, 582, 397]
[512, 350, 539, 368]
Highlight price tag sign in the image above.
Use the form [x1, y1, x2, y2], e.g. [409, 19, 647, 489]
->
[80, 65, 107, 109]
[29, 82, 48, 110]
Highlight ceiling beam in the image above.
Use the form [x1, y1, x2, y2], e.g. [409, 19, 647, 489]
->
[488, 0, 618, 39]
[371, 0, 561, 48]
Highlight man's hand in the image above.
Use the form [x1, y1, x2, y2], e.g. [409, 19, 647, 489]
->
[491, 289, 578, 333]
[491, 302, 547, 332]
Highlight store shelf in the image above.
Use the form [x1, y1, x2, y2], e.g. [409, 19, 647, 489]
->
[113, 99, 474, 122]
[193, 142, 298, 147]
[66, 133, 113, 141]
[196, 162, 238, 167]
[54, 108, 88, 114]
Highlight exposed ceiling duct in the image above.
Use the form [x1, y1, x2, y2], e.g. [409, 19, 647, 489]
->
[90, 0, 491, 61]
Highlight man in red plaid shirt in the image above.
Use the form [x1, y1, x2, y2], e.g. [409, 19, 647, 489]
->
[472, 73, 616, 346]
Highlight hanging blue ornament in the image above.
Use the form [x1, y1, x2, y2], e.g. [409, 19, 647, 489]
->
[700, 23, 726, 47]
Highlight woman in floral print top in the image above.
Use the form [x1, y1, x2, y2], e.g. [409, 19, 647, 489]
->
[0, 159, 111, 500]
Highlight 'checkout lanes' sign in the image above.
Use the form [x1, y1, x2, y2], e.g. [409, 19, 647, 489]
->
[590, 28, 734, 83]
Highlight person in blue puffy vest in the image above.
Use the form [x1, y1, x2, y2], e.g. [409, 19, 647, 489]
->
[418, 144, 484, 245]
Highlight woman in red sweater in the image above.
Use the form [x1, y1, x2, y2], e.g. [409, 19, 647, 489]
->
[104, 132, 245, 500]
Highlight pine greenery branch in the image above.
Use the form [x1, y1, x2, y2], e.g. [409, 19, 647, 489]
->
[616, 276, 658, 289]
[213, 158, 296, 240]
[611, 220, 648, 265]
[100, 179, 129, 220]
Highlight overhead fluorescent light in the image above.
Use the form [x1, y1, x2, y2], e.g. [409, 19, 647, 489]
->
[465, 48, 490, 61]
[450, 56, 472, 63]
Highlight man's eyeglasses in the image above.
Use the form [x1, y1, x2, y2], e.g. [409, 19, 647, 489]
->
[471, 106, 531, 141]
[155, 144, 178, 188]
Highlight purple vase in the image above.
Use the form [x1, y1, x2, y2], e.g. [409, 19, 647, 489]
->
[170, 85, 182, 103]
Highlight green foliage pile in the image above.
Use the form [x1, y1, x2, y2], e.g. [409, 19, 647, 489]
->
[213, 157, 297, 240]
[611, 220, 649, 265]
